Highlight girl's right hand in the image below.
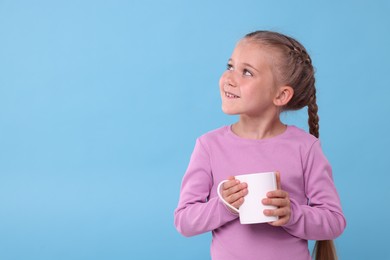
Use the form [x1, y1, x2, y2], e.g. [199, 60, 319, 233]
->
[220, 176, 248, 212]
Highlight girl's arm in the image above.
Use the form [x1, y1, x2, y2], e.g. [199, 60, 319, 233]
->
[282, 141, 346, 240]
[174, 139, 238, 237]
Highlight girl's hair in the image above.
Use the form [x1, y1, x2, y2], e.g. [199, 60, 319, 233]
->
[244, 30, 320, 139]
[245, 31, 336, 260]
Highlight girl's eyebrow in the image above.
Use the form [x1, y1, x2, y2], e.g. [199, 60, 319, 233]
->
[242, 62, 260, 73]
[228, 59, 259, 73]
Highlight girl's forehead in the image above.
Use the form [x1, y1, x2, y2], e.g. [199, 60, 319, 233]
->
[231, 39, 275, 66]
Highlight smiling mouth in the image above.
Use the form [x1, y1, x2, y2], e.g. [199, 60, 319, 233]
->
[225, 91, 240, 98]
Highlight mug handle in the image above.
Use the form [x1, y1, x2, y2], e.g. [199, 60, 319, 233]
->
[217, 180, 240, 214]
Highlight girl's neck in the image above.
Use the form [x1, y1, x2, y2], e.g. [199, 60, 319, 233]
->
[231, 115, 286, 140]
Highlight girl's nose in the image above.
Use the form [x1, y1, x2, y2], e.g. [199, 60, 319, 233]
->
[225, 78, 236, 88]
[223, 72, 236, 88]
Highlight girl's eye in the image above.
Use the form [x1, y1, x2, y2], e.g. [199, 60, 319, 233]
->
[243, 69, 253, 76]
[226, 64, 233, 71]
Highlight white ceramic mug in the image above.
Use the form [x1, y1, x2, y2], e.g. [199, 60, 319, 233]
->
[217, 172, 279, 224]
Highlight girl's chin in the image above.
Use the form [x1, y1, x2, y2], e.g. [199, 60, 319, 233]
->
[221, 107, 239, 115]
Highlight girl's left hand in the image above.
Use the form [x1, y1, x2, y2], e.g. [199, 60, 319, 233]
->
[262, 172, 291, 226]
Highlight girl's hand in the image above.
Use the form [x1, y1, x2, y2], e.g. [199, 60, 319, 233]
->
[262, 172, 291, 226]
[221, 176, 248, 212]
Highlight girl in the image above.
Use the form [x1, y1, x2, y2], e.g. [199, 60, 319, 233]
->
[174, 30, 346, 260]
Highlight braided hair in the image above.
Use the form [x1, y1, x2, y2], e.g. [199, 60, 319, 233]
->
[245, 31, 319, 138]
[244, 31, 335, 260]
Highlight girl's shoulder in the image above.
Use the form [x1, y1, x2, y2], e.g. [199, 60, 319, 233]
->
[284, 125, 318, 142]
[282, 125, 321, 152]
[198, 125, 230, 141]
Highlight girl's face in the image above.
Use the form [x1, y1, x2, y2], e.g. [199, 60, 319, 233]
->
[219, 39, 280, 117]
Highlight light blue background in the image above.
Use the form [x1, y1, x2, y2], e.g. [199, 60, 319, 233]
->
[0, 1, 389, 259]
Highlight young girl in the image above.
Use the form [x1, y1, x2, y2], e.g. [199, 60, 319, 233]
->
[174, 30, 346, 260]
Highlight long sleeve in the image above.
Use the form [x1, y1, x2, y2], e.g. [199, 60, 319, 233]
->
[174, 139, 238, 237]
[173, 126, 346, 259]
[282, 141, 347, 240]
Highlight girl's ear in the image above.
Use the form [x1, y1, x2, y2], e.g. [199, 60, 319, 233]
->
[273, 86, 294, 107]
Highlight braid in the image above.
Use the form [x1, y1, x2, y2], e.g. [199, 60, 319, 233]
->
[288, 46, 312, 66]
[286, 39, 320, 138]
[245, 31, 321, 138]
[244, 31, 335, 259]
[308, 88, 320, 138]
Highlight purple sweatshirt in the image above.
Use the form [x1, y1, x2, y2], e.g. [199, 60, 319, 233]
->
[174, 125, 346, 260]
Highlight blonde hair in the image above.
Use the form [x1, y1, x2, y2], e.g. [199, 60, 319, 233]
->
[245, 30, 336, 260]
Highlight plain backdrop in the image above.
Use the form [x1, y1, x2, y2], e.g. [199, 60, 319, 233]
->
[1, 0, 389, 259]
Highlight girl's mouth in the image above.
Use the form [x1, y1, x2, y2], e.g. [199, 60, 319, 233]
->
[225, 91, 240, 98]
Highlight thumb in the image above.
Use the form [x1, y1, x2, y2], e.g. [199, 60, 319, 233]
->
[275, 171, 281, 190]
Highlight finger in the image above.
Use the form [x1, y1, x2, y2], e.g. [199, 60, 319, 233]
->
[222, 182, 247, 197]
[263, 207, 290, 223]
[269, 207, 290, 217]
[275, 171, 281, 190]
[225, 187, 248, 204]
[230, 197, 245, 209]
[262, 198, 288, 207]
[222, 178, 239, 190]
[268, 216, 289, 226]
[266, 189, 288, 199]
[221, 180, 240, 197]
